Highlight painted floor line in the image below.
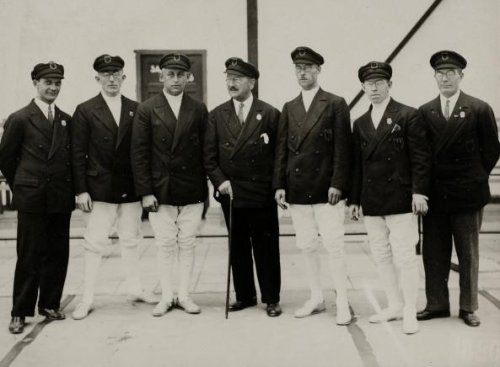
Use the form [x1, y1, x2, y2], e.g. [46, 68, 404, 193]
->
[479, 289, 500, 310]
[0, 294, 75, 367]
[346, 310, 381, 367]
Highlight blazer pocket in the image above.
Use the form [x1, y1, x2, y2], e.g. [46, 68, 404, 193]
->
[86, 170, 98, 177]
[14, 178, 39, 187]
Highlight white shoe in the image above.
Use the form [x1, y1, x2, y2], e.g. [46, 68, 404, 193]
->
[152, 300, 175, 317]
[335, 301, 352, 325]
[127, 291, 159, 304]
[403, 308, 419, 334]
[176, 298, 201, 314]
[72, 302, 93, 320]
[369, 307, 403, 324]
[294, 299, 326, 318]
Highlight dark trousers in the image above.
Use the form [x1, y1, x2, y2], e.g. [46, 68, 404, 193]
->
[422, 208, 482, 313]
[11, 211, 71, 317]
[221, 203, 281, 304]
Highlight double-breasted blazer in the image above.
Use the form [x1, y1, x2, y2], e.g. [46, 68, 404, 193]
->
[0, 100, 74, 213]
[204, 98, 280, 208]
[273, 88, 352, 204]
[131, 92, 208, 206]
[72, 94, 139, 203]
[350, 98, 431, 216]
[419, 91, 500, 213]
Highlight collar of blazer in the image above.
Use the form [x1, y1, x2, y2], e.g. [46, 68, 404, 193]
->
[115, 96, 136, 150]
[153, 92, 177, 138]
[229, 98, 264, 159]
[91, 93, 119, 135]
[289, 88, 329, 149]
[431, 91, 471, 155]
[28, 100, 67, 159]
[28, 99, 54, 140]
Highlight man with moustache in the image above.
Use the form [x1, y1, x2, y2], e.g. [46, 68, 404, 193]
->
[417, 51, 500, 327]
[349, 62, 431, 334]
[131, 53, 208, 316]
[274, 47, 352, 324]
[204, 57, 282, 317]
[71, 55, 154, 320]
[0, 62, 73, 334]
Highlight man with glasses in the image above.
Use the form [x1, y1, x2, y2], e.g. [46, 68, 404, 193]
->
[349, 62, 431, 334]
[204, 57, 282, 317]
[71, 55, 154, 320]
[131, 53, 208, 316]
[274, 47, 352, 324]
[417, 50, 500, 327]
[0, 62, 73, 333]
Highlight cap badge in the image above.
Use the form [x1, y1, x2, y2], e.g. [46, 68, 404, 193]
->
[441, 54, 449, 61]
[298, 50, 306, 56]
[231, 59, 238, 66]
[370, 62, 378, 69]
[104, 55, 112, 63]
[49, 62, 57, 70]
[173, 54, 181, 61]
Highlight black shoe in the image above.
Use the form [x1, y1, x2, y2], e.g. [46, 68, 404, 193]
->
[459, 310, 480, 327]
[416, 309, 450, 321]
[228, 299, 257, 312]
[266, 303, 282, 317]
[9, 317, 25, 334]
[38, 308, 66, 320]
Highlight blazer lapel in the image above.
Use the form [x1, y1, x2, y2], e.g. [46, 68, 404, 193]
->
[222, 100, 242, 140]
[365, 99, 399, 158]
[435, 92, 470, 155]
[153, 93, 176, 138]
[91, 94, 119, 136]
[115, 96, 135, 150]
[48, 107, 68, 159]
[296, 89, 328, 148]
[231, 98, 261, 158]
[27, 100, 53, 141]
[171, 94, 194, 152]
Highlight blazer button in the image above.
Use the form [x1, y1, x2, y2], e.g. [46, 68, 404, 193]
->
[315, 150, 319, 154]
[315, 168, 320, 172]
[46, 178, 51, 182]
[455, 158, 460, 162]
[387, 177, 392, 182]
[162, 137, 166, 142]
[66, 178, 70, 182]
[367, 178, 372, 183]
[182, 166, 187, 170]
[251, 159, 255, 164]
[295, 168, 300, 172]
[295, 151, 299, 155]
[225, 142, 230, 147]
[39, 144, 43, 148]
[122, 193, 127, 198]
[387, 157, 392, 161]
[252, 177, 256, 181]
[104, 137, 109, 141]
[229, 159, 233, 164]
[291, 135, 295, 140]
[308, 194, 312, 199]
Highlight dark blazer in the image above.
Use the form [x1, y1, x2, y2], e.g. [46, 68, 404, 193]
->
[419, 91, 500, 213]
[131, 92, 208, 206]
[273, 88, 351, 204]
[350, 98, 431, 216]
[204, 97, 280, 208]
[0, 100, 74, 213]
[72, 94, 139, 203]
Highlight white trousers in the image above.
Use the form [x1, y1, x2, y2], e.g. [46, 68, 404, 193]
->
[149, 203, 203, 301]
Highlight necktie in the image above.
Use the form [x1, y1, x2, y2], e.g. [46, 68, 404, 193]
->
[444, 99, 450, 121]
[238, 102, 245, 125]
[48, 105, 54, 125]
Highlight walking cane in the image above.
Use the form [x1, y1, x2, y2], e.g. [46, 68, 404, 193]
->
[416, 215, 423, 255]
[225, 197, 233, 319]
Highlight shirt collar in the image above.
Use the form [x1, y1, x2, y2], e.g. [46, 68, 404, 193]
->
[301, 85, 320, 98]
[440, 90, 461, 106]
[163, 90, 184, 103]
[233, 93, 253, 110]
[101, 92, 121, 103]
[34, 97, 55, 112]
[372, 96, 391, 111]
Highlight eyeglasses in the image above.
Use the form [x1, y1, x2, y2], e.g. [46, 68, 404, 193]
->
[363, 80, 387, 88]
[164, 71, 188, 79]
[435, 70, 459, 80]
[225, 76, 245, 84]
[100, 71, 122, 79]
[294, 64, 315, 73]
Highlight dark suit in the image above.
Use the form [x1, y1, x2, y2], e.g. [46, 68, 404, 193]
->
[0, 100, 74, 317]
[131, 93, 208, 205]
[350, 98, 431, 215]
[273, 88, 351, 203]
[72, 94, 139, 203]
[204, 97, 281, 304]
[419, 91, 500, 312]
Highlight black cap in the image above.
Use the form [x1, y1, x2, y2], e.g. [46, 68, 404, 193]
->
[358, 61, 392, 82]
[93, 54, 125, 72]
[225, 57, 259, 79]
[159, 53, 191, 71]
[430, 50, 467, 70]
[291, 46, 324, 65]
[31, 61, 64, 80]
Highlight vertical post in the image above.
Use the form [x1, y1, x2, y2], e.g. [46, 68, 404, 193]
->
[247, 0, 258, 97]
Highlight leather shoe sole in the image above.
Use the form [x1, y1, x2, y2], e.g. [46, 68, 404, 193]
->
[416, 309, 450, 321]
[38, 308, 66, 320]
[9, 317, 25, 334]
[228, 299, 257, 312]
[459, 310, 480, 327]
[266, 303, 282, 317]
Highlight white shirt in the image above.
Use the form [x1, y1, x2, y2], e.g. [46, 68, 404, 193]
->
[101, 92, 122, 125]
[301, 85, 319, 112]
[163, 90, 183, 119]
[371, 96, 391, 129]
[440, 90, 460, 119]
[232, 93, 254, 123]
[34, 97, 55, 120]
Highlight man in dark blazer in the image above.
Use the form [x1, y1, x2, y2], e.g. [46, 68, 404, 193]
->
[349, 62, 431, 334]
[417, 50, 500, 327]
[273, 47, 352, 324]
[0, 62, 74, 334]
[131, 53, 208, 317]
[71, 55, 154, 320]
[204, 57, 282, 317]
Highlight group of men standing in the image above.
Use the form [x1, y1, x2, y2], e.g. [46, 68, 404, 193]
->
[0, 46, 498, 336]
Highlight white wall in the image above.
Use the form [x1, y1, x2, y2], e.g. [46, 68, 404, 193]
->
[0, 0, 498, 121]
